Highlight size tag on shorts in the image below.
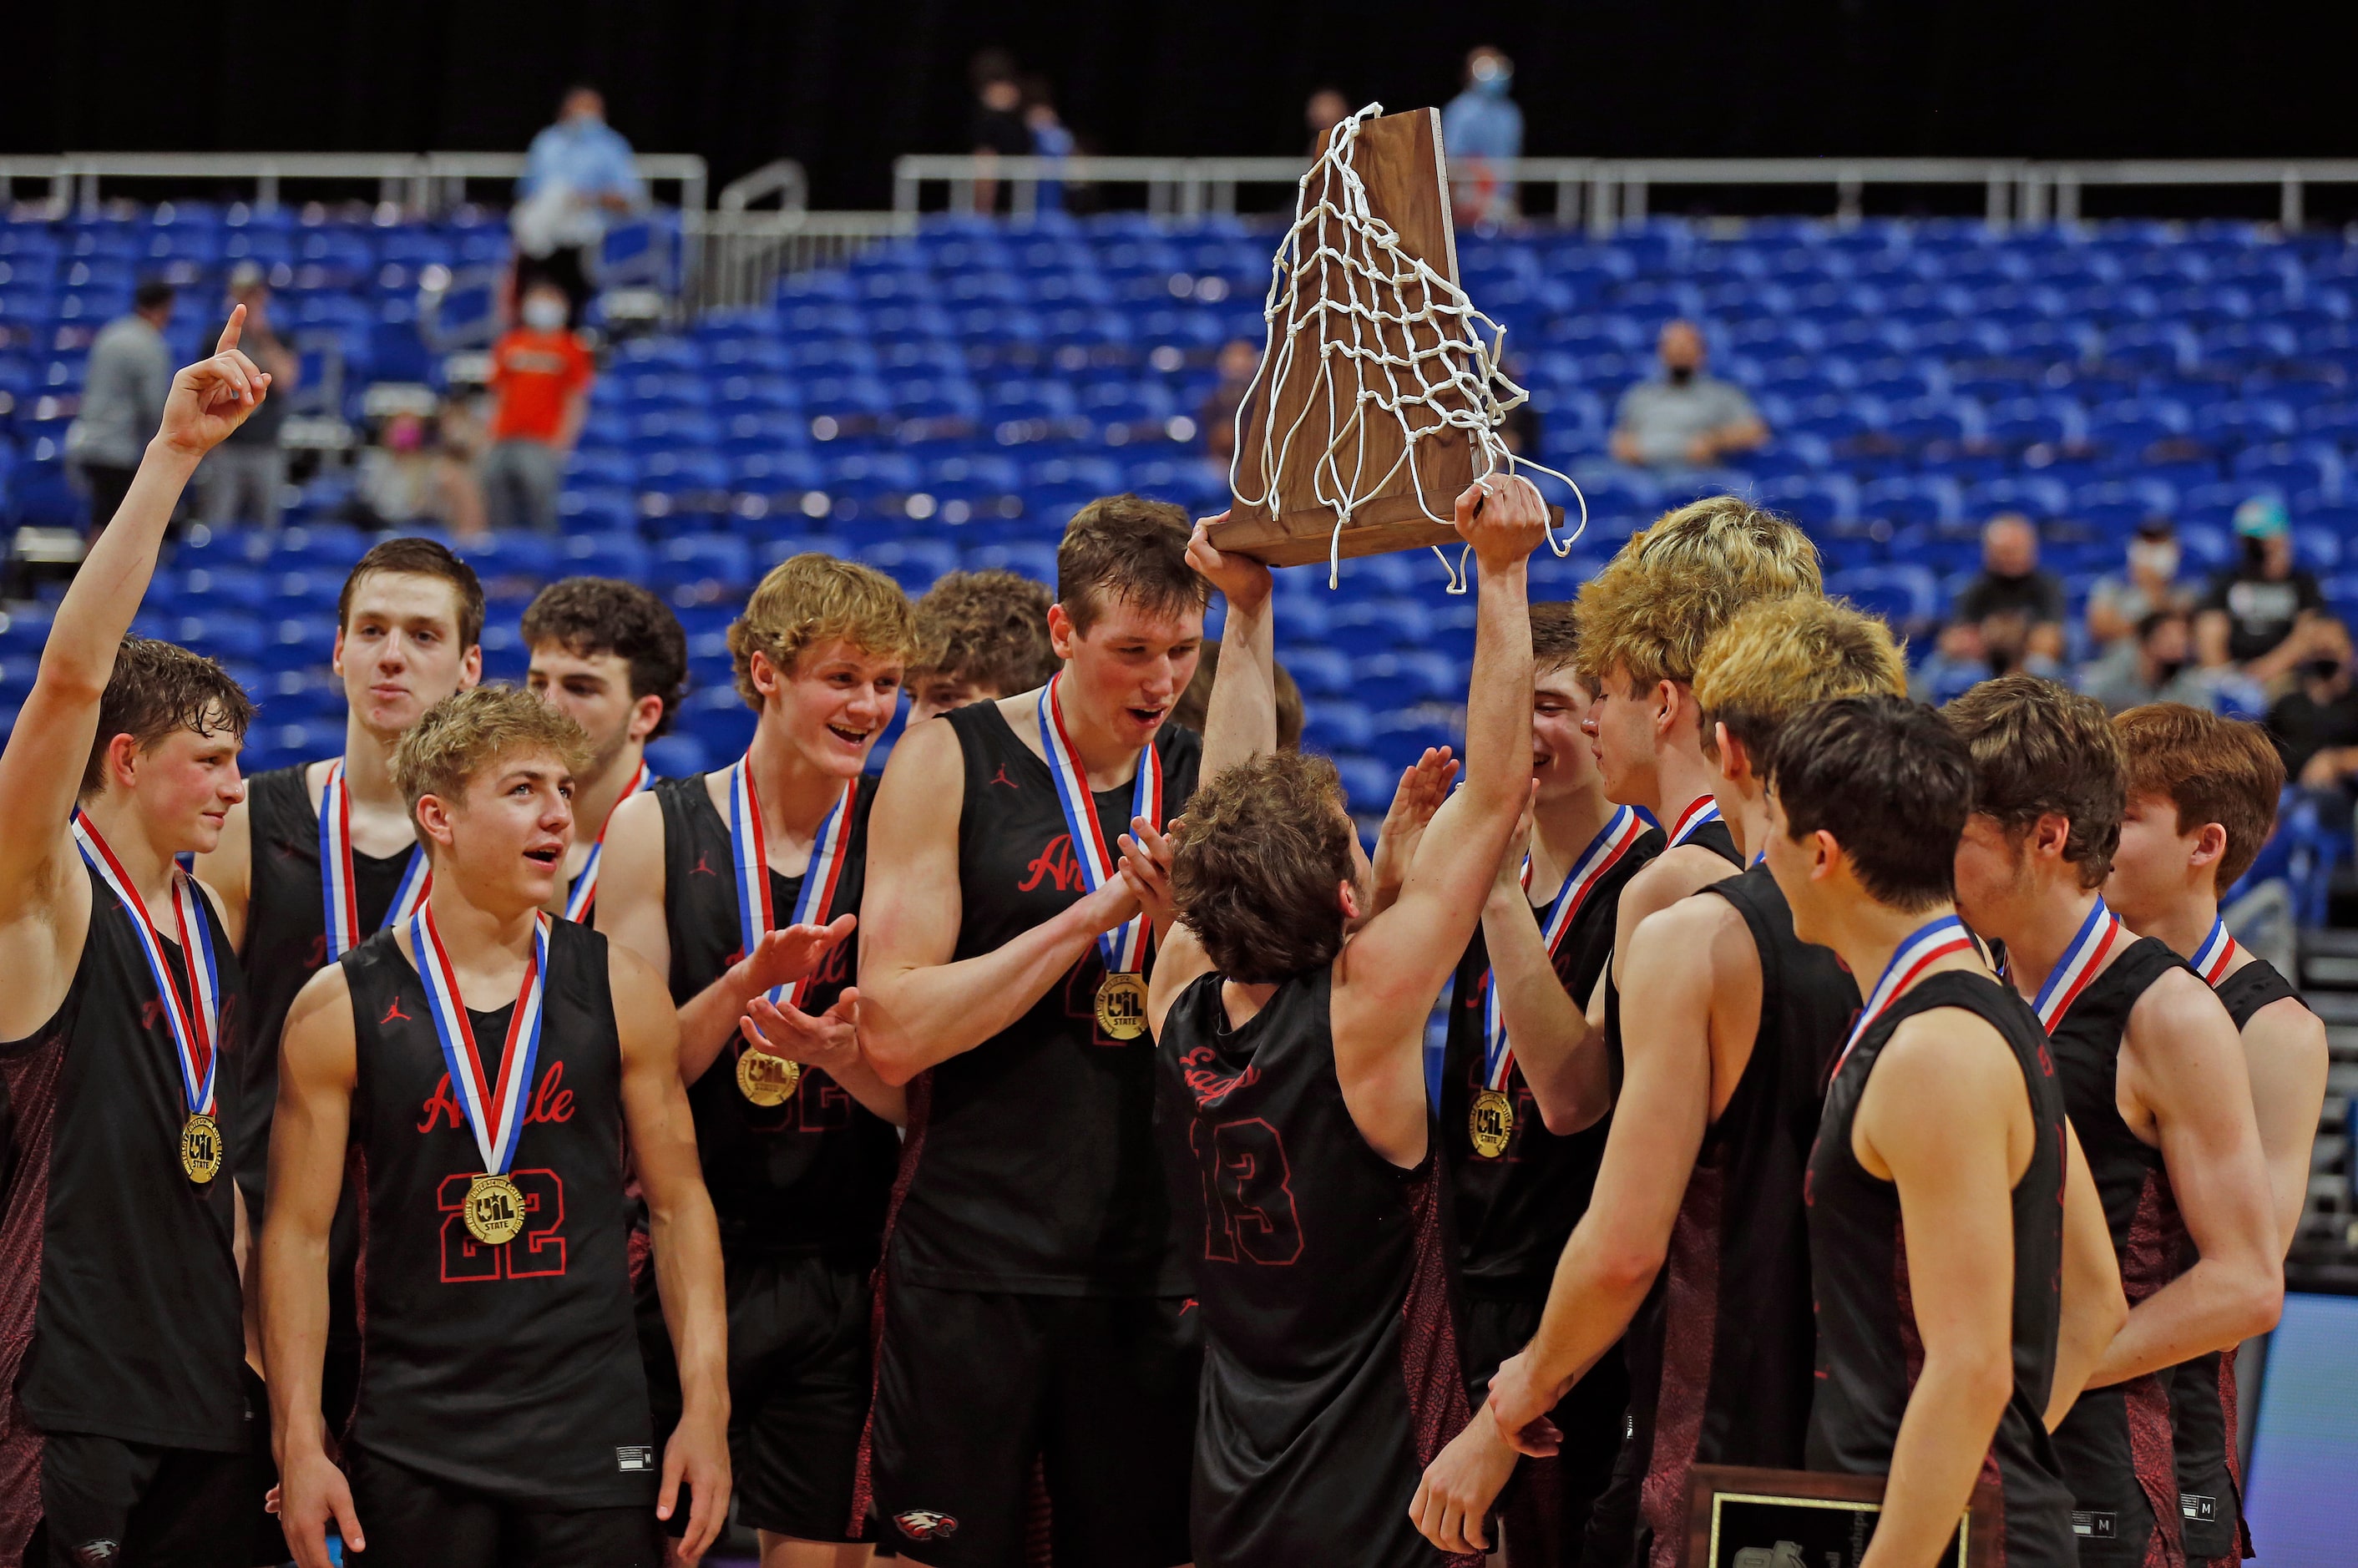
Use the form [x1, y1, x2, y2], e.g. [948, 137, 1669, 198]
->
[2072, 1511, 2119, 1539]
[617, 1445, 654, 1473]
[2182, 1494, 2218, 1522]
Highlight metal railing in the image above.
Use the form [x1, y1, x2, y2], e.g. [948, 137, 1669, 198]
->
[717, 159, 811, 213]
[891, 153, 2358, 234]
[0, 150, 716, 220]
[684, 210, 916, 311]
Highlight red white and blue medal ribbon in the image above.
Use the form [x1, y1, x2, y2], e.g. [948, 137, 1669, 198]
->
[729, 758, 856, 1009]
[320, 758, 429, 959]
[564, 758, 652, 922]
[1665, 794, 1723, 848]
[73, 811, 220, 1118]
[411, 902, 549, 1179]
[1038, 672, 1162, 976]
[1829, 913, 1976, 1082]
[1482, 805, 1644, 1091]
[2192, 916, 2239, 986]
[2022, 897, 2123, 1033]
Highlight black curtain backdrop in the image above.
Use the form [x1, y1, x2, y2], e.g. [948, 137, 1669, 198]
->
[8, 1, 2355, 210]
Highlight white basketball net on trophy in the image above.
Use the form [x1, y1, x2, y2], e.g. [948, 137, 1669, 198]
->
[1228, 104, 1586, 589]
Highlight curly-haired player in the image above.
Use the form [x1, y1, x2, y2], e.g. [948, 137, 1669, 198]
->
[906, 569, 1060, 725]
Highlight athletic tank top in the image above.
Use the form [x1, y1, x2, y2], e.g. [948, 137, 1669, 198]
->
[885, 701, 1201, 1297]
[654, 771, 897, 1262]
[235, 761, 417, 1205]
[1630, 863, 1860, 1568]
[1156, 966, 1478, 1568]
[1602, 817, 1742, 1090]
[3, 862, 248, 1450]
[1805, 972, 2077, 1568]
[2042, 935, 2188, 1564]
[342, 921, 655, 1505]
[2168, 955, 2301, 1563]
[1441, 822, 1663, 1292]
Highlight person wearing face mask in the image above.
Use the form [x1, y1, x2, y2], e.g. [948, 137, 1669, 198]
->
[2198, 495, 2330, 685]
[480, 282, 595, 534]
[2264, 615, 2358, 807]
[2081, 609, 2229, 714]
[1442, 45, 1522, 226]
[1608, 321, 1769, 471]
[2087, 517, 2193, 651]
[514, 84, 643, 326]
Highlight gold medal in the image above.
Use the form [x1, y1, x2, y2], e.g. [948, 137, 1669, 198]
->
[1468, 1088, 1515, 1160]
[736, 1045, 802, 1106]
[463, 1172, 527, 1246]
[180, 1113, 221, 1183]
[1096, 972, 1148, 1040]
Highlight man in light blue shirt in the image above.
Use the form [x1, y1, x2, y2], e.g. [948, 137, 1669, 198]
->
[1442, 46, 1521, 226]
[514, 85, 644, 325]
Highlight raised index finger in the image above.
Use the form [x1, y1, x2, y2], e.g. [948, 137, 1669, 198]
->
[215, 301, 247, 357]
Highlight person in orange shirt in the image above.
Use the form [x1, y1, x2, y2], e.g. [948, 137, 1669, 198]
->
[481, 281, 595, 533]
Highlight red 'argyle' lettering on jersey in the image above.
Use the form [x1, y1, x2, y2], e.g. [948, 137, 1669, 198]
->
[141, 997, 168, 1031]
[1178, 1044, 1259, 1109]
[306, 933, 329, 968]
[1019, 833, 1085, 894]
[416, 1060, 577, 1135]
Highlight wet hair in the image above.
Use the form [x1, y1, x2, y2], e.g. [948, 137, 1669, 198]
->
[82, 638, 257, 797]
[726, 553, 922, 710]
[392, 685, 592, 814]
[1055, 494, 1209, 635]
[339, 536, 486, 649]
[1171, 752, 1356, 982]
[1691, 594, 1908, 765]
[911, 569, 1059, 695]
[1942, 674, 2127, 888]
[1170, 640, 1305, 751]
[2113, 703, 2286, 893]
[1763, 695, 1973, 913]
[521, 577, 690, 738]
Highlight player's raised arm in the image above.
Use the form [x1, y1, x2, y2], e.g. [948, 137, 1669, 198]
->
[0, 310, 267, 913]
[1187, 517, 1277, 780]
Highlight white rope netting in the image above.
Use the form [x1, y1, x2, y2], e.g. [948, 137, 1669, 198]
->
[1228, 103, 1586, 590]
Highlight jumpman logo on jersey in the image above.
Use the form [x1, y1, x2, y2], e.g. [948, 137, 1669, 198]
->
[382, 994, 412, 1026]
[990, 764, 1019, 790]
[691, 852, 717, 878]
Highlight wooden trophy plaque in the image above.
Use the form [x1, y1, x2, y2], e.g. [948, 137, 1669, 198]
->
[1684, 1464, 2004, 1568]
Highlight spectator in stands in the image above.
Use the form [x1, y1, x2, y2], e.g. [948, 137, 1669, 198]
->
[2082, 608, 2223, 714]
[2085, 516, 2193, 651]
[2199, 494, 2328, 685]
[969, 48, 1030, 213]
[514, 84, 644, 327]
[352, 411, 488, 540]
[200, 263, 298, 529]
[2266, 615, 2358, 819]
[1022, 75, 1076, 211]
[63, 279, 175, 537]
[1946, 512, 2067, 665]
[1200, 337, 1261, 468]
[1173, 640, 1305, 751]
[1608, 320, 1768, 470]
[1442, 46, 1521, 225]
[480, 281, 594, 534]
[1305, 87, 1351, 154]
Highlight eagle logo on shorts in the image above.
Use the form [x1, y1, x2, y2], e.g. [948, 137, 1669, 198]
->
[894, 1510, 960, 1541]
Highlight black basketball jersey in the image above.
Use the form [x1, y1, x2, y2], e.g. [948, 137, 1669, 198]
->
[1602, 816, 1742, 1090]
[886, 701, 1201, 1297]
[654, 771, 897, 1262]
[235, 761, 417, 1205]
[1156, 966, 1479, 1568]
[1626, 863, 1860, 1568]
[2167, 953, 2302, 1563]
[1, 861, 248, 1452]
[1806, 971, 2077, 1568]
[1441, 818, 1664, 1293]
[2042, 934, 2188, 1564]
[342, 921, 655, 1505]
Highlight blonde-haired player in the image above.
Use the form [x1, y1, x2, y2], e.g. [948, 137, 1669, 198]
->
[266, 687, 730, 1568]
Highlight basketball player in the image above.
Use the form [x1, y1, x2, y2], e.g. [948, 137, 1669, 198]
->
[2105, 703, 2326, 1565]
[520, 576, 688, 923]
[1126, 473, 1547, 1568]
[1763, 695, 2125, 1568]
[264, 687, 729, 1568]
[906, 568, 1059, 725]
[855, 495, 1209, 1567]
[1942, 676, 2282, 1568]
[598, 554, 921, 1568]
[1461, 593, 1904, 1566]
[1422, 600, 1664, 1567]
[0, 315, 268, 1565]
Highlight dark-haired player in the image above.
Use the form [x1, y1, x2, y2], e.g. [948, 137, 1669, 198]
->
[1466, 593, 1901, 1567]
[1763, 695, 2125, 1568]
[906, 569, 1060, 726]
[2107, 703, 2326, 1565]
[1944, 676, 2280, 1568]
[1421, 601, 1662, 1567]
[265, 687, 729, 1568]
[858, 496, 1209, 1567]
[600, 554, 920, 1568]
[1126, 474, 1547, 1568]
[0, 315, 271, 1565]
[522, 576, 687, 924]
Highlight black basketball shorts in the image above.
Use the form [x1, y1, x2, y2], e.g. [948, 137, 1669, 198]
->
[344, 1446, 663, 1568]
